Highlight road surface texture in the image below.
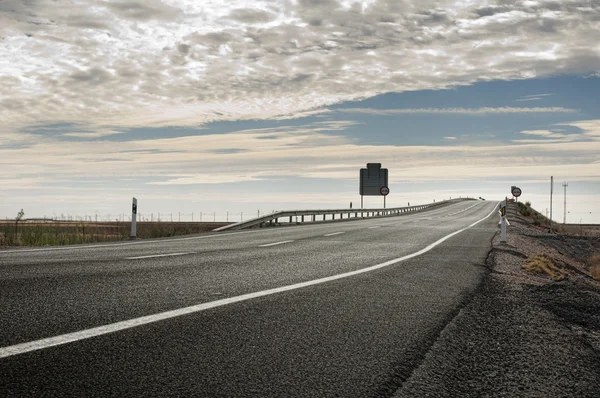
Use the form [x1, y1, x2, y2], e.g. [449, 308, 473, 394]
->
[1, 201, 498, 397]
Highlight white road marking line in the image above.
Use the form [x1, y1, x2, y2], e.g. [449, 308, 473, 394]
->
[324, 232, 345, 236]
[0, 203, 498, 360]
[125, 252, 195, 260]
[445, 203, 479, 217]
[368, 226, 380, 229]
[258, 240, 294, 247]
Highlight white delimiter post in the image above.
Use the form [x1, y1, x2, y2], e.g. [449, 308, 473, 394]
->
[500, 198, 508, 243]
[131, 197, 137, 239]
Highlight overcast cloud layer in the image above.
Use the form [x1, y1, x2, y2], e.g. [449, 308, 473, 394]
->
[2, 0, 600, 130]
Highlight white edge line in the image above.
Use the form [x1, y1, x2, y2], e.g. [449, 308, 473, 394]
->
[324, 232, 345, 236]
[0, 203, 499, 359]
[258, 240, 294, 247]
[125, 252, 195, 260]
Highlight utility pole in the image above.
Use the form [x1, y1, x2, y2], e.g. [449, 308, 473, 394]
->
[563, 182, 568, 224]
[549, 176, 553, 231]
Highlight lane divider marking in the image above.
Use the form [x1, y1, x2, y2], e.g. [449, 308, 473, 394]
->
[0, 203, 498, 360]
[444, 203, 479, 217]
[125, 252, 196, 260]
[368, 226, 380, 229]
[324, 232, 345, 237]
[258, 240, 294, 247]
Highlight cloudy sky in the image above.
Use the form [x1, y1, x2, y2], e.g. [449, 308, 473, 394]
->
[1, 0, 599, 223]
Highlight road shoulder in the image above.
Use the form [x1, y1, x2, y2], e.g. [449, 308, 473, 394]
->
[394, 203, 600, 397]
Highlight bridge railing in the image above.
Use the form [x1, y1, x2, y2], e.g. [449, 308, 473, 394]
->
[213, 198, 475, 231]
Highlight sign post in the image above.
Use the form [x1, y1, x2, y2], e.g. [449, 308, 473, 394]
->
[360, 163, 389, 209]
[131, 197, 137, 239]
[550, 176, 554, 231]
[380, 186, 390, 208]
[511, 186, 522, 202]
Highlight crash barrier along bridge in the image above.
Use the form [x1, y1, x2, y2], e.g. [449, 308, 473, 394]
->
[214, 198, 475, 232]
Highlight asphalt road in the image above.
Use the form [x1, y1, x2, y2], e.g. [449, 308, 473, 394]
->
[1, 200, 499, 397]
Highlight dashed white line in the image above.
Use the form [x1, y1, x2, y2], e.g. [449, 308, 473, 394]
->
[258, 240, 294, 247]
[0, 203, 498, 359]
[324, 232, 345, 237]
[444, 203, 479, 217]
[368, 226, 380, 229]
[125, 252, 195, 260]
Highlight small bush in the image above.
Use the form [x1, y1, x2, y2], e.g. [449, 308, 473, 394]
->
[588, 254, 600, 281]
[523, 254, 565, 281]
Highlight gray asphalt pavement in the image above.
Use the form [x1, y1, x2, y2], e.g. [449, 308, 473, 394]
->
[0, 200, 499, 397]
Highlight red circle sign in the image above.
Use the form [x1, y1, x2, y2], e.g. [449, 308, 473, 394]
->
[512, 187, 522, 197]
[380, 186, 390, 196]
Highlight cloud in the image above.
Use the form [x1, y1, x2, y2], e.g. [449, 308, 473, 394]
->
[1, 0, 599, 130]
[100, 0, 182, 22]
[227, 8, 276, 24]
[61, 129, 124, 138]
[149, 174, 263, 185]
[336, 107, 577, 115]
[515, 93, 553, 101]
[2, 118, 600, 193]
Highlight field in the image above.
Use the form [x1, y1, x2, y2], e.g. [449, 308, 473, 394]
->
[0, 220, 230, 247]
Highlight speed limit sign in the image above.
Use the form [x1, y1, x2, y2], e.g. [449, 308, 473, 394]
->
[380, 186, 390, 196]
[511, 186, 522, 197]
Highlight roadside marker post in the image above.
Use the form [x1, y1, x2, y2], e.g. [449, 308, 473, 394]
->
[131, 197, 137, 239]
[499, 197, 510, 243]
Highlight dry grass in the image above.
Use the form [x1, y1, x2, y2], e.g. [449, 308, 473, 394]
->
[0, 221, 230, 247]
[589, 254, 600, 281]
[523, 254, 566, 281]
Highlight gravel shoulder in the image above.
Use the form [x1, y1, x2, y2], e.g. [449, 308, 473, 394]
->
[394, 202, 600, 397]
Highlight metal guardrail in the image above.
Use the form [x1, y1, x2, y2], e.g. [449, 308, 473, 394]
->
[213, 198, 476, 231]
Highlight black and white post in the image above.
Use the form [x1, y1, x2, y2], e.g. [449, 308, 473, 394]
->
[131, 197, 137, 239]
[499, 197, 509, 243]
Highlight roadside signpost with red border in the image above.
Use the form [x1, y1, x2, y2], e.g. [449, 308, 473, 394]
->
[511, 186, 522, 199]
[380, 186, 390, 208]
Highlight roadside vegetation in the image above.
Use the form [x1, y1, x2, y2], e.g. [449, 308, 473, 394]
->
[516, 200, 599, 237]
[517, 201, 550, 227]
[0, 219, 230, 247]
[522, 255, 566, 281]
